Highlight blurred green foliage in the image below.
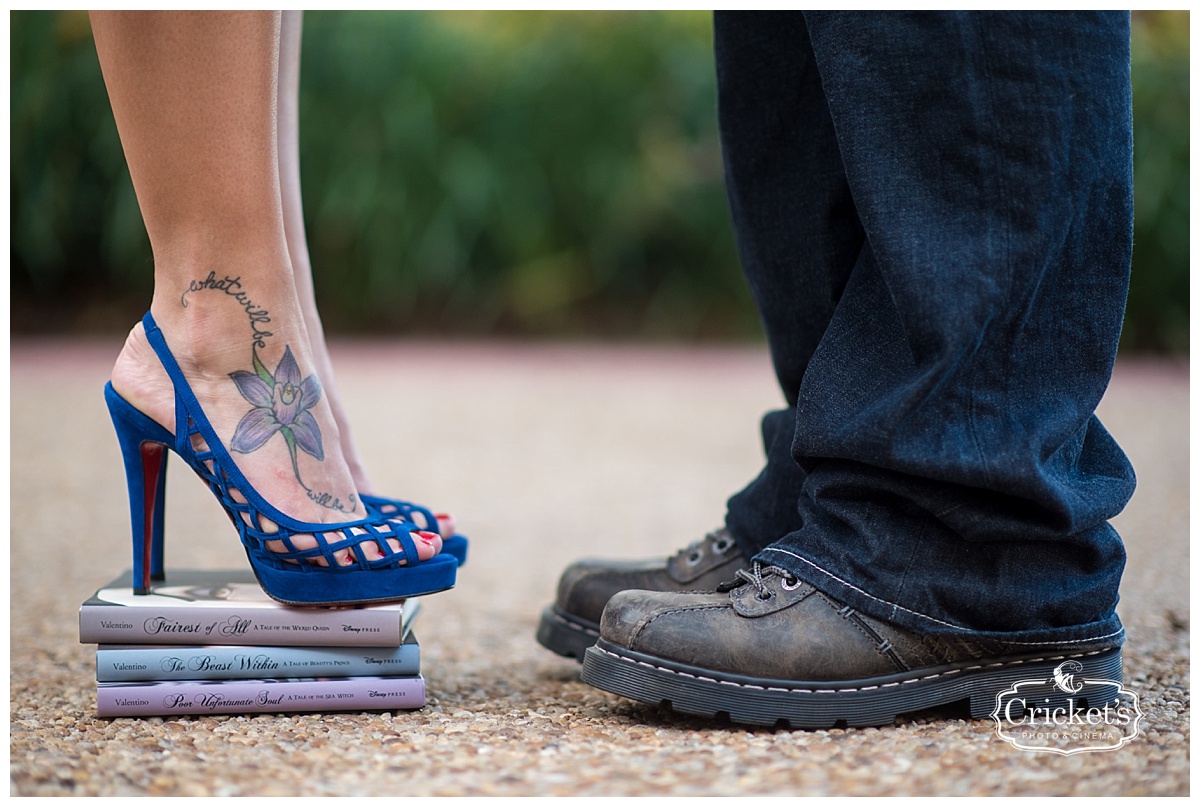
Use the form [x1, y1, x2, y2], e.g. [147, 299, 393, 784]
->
[1125, 10, 1190, 353]
[10, 10, 1190, 350]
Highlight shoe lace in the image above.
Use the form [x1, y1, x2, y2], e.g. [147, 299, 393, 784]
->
[721, 561, 799, 600]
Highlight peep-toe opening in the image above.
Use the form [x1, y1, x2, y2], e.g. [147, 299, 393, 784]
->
[360, 494, 470, 568]
[105, 314, 457, 605]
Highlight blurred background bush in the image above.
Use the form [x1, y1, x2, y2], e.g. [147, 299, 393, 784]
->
[10, 10, 1189, 350]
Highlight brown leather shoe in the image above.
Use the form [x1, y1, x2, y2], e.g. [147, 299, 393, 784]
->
[581, 563, 1124, 728]
[536, 528, 750, 661]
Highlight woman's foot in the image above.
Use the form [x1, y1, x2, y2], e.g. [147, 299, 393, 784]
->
[296, 296, 458, 542]
[362, 496, 458, 540]
[110, 302, 443, 568]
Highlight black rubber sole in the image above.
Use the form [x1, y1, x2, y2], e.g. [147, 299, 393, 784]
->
[581, 639, 1123, 729]
[536, 605, 600, 661]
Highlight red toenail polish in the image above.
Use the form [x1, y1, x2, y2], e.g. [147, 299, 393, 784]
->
[415, 531, 438, 544]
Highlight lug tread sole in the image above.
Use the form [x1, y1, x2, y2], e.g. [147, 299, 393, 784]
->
[581, 640, 1122, 729]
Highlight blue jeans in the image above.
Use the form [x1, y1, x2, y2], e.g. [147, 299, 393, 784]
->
[717, 11, 1136, 645]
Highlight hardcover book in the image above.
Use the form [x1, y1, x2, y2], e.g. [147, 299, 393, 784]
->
[96, 633, 421, 682]
[80, 569, 421, 647]
[96, 675, 426, 717]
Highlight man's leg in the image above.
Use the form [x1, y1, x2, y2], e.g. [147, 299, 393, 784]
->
[582, 11, 1136, 727]
[759, 10, 1134, 636]
[717, 10, 864, 557]
[535, 12, 857, 661]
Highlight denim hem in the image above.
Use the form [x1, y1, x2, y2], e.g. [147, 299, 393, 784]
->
[759, 545, 1126, 648]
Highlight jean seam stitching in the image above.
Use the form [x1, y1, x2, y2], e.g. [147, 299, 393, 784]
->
[966, 13, 1006, 495]
[762, 545, 1125, 645]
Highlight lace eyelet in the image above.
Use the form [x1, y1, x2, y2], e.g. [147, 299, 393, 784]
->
[712, 539, 732, 554]
[686, 551, 703, 566]
[781, 575, 800, 591]
[756, 591, 773, 602]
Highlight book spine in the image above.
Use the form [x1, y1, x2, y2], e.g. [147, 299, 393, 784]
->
[96, 643, 420, 682]
[80, 604, 404, 647]
[96, 676, 425, 717]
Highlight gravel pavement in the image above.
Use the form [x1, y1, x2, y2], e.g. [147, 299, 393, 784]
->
[9, 338, 1189, 796]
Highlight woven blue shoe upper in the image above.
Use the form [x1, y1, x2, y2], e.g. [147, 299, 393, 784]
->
[106, 312, 457, 605]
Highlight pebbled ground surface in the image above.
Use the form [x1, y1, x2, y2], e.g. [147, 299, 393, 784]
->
[10, 338, 1188, 796]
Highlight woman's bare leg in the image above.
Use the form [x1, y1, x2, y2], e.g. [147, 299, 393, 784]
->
[92, 10, 440, 563]
[276, 11, 454, 536]
[276, 10, 373, 493]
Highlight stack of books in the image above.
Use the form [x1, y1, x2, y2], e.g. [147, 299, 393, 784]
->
[79, 569, 426, 717]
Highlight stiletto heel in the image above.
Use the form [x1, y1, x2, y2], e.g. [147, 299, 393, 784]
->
[104, 312, 457, 606]
[106, 382, 172, 594]
[148, 440, 168, 584]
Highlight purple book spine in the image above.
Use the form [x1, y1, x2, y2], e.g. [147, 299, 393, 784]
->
[80, 605, 405, 647]
[96, 676, 425, 717]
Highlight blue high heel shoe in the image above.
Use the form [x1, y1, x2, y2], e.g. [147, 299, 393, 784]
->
[105, 312, 458, 606]
[360, 494, 469, 567]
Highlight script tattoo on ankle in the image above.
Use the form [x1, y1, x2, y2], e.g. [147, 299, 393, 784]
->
[228, 346, 356, 514]
[180, 271, 273, 349]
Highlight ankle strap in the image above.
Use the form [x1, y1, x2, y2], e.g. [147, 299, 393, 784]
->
[141, 312, 190, 453]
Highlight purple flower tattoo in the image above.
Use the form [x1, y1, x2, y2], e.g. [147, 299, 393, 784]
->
[227, 345, 354, 514]
[230, 346, 324, 463]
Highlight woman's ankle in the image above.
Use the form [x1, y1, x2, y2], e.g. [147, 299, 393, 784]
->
[149, 263, 298, 366]
[120, 272, 364, 524]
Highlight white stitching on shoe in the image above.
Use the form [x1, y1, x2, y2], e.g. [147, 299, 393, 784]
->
[549, 610, 600, 637]
[761, 546, 1126, 645]
[593, 645, 1110, 694]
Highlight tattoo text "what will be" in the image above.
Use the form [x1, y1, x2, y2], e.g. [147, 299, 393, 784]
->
[180, 272, 273, 348]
